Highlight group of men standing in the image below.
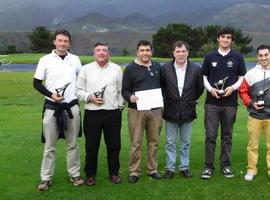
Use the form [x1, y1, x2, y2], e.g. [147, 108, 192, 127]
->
[33, 27, 270, 191]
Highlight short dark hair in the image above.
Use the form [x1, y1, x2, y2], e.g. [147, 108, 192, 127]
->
[172, 41, 189, 51]
[94, 41, 110, 51]
[256, 44, 270, 53]
[217, 27, 235, 41]
[136, 40, 153, 50]
[54, 29, 71, 42]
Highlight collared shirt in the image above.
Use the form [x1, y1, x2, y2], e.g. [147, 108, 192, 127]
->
[218, 48, 230, 56]
[34, 50, 82, 103]
[134, 58, 152, 67]
[174, 61, 187, 97]
[76, 61, 124, 110]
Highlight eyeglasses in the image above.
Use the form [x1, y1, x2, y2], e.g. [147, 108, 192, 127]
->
[147, 67, 154, 76]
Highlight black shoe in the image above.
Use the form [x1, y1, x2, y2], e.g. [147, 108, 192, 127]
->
[85, 177, 96, 186]
[109, 175, 121, 184]
[128, 175, 139, 183]
[222, 167, 234, 178]
[201, 168, 213, 179]
[180, 169, 192, 178]
[164, 170, 175, 179]
[148, 172, 162, 180]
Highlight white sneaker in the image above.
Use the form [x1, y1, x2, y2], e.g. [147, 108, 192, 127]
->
[244, 172, 254, 181]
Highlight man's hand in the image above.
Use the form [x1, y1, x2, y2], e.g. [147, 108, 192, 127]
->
[253, 102, 264, 110]
[51, 93, 64, 102]
[210, 88, 220, 99]
[130, 95, 139, 103]
[224, 86, 234, 97]
[89, 95, 104, 105]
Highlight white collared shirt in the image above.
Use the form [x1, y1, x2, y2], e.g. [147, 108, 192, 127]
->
[34, 50, 82, 103]
[218, 48, 230, 56]
[174, 61, 187, 97]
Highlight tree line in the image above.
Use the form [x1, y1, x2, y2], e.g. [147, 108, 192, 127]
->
[152, 23, 253, 58]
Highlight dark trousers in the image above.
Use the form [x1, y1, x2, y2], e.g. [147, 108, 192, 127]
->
[204, 104, 237, 170]
[83, 109, 121, 177]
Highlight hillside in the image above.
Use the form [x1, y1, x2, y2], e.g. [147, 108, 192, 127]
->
[0, 31, 153, 55]
[1, 1, 270, 32]
[55, 2, 270, 33]
[211, 3, 270, 32]
[0, 30, 268, 56]
[1, 0, 269, 55]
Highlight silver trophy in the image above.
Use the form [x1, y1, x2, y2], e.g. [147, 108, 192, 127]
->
[55, 82, 71, 97]
[256, 86, 270, 106]
[256, 90, 265, 106]
[94, 85, 107, 98]
[214, 76, 229, 97]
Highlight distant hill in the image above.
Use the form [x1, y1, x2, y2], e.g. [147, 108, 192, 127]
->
[0, 5, 79, 31]
[1, 0, 270, 32]
[210, 3, 270, 32]
[56, 12, 155, 32]
[55, 2, 270, 33]
[0, 31, 153, 55]
[0, 30, 267, 56]
[0, 0, 269, 55]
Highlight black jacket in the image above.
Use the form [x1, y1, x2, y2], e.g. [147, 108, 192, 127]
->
[161, 60, 204, 123]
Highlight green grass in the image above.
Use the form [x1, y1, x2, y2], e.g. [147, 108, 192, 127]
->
[0, 72, 269, 200]
[3, 53, 257, 65]
[3, 54, 170, 65]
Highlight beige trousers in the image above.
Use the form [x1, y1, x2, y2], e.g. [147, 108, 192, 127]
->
[40, 105, 81, 181]
[247, 116, 270, 175]
[127, 108, 162, 176]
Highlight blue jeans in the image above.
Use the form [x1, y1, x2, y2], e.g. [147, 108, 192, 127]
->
[165, 121, 193, 172]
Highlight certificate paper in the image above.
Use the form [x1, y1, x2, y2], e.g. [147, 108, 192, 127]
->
[135, 88, 163, 110]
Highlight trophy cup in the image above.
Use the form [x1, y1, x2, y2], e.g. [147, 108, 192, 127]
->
[94, 85, 107, 98]
[256, 86, 270, 106]
[55, 82, 71, 97]
[256, 90, 265, 106]
[214, 76, 229, 97]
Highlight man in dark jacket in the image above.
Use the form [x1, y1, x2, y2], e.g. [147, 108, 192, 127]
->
[161, 41, 204, 179]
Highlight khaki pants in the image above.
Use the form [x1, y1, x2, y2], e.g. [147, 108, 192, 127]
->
[247, 116, 270, 175]
[127, 108, 162, 176]
[41, 105, 81, 181]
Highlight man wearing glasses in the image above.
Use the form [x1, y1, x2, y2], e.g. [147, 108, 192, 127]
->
[122, 40, 163, 183]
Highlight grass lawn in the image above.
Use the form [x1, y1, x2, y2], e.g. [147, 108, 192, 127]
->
[3, 54, 170, 65]
[0, 72, 269, 200]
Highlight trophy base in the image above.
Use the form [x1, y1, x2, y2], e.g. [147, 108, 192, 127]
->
[257, 100, 264, 106]
[218, 90, 225, 97]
